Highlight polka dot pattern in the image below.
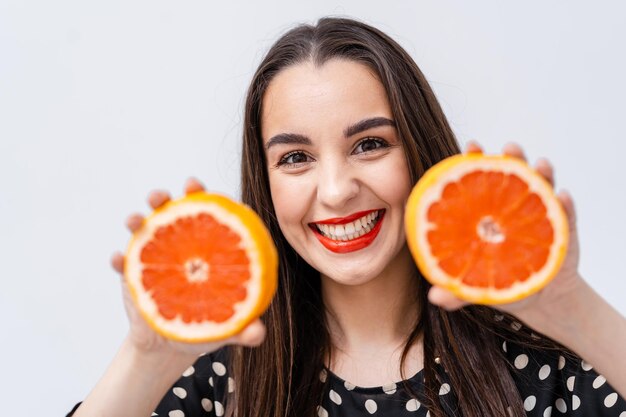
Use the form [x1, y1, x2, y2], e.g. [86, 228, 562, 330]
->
[172, 387, 187, 399]
[81, 341, 623, 417]
[406, 398, 420, 412]
[524, 395, 536, 411]
[364, 399, 377, 414]
[514, 353, 529, 369]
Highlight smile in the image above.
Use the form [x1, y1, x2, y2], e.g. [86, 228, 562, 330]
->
[309, 209, 386, 253]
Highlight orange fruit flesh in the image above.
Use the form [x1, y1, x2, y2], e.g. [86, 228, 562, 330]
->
[124, 191, 278, 342]
[405, 153, 568, 304]
[427, 171, 553, 289]
[140, 213, 251, 324]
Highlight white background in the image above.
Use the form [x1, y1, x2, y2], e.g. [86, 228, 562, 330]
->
[1, 1, 625, 415]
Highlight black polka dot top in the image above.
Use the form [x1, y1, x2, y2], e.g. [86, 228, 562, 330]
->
[67, 338, 626, 416]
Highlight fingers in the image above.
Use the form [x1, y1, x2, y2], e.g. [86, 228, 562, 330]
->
[231, 319, 267, 347]
[148, 190, 171, 209]
[465, 140, 483, 154]
[558, 189, 577, 227]
[502, 142, 527, 161]
[535, 158, 555, 187]
[126, 213, 144, 232]
[111, 252, 124, 274]
[428, 286, 470, 311]
[184, 177, 205, 195]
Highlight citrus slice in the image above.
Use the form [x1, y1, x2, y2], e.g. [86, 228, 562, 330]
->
[405, 152, 568, 304]
[124, 191, 278, 342]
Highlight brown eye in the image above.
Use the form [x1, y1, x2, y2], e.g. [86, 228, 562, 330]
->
[354, 138, 388, 154]
[278, 151, 312, 166]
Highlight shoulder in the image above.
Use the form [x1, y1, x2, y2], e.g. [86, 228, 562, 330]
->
[502, 336, 625, 415]
[154, 347, 233, 417]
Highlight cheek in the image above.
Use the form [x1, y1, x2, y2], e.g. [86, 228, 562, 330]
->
[366, 155, 413, 206]
[268, 174, 309, 234]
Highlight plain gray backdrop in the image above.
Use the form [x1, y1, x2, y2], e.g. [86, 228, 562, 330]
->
[1, 1, 625, 415]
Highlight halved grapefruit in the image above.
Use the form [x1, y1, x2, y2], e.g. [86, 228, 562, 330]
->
[124, 191, 277, 342]
[405, 152, 568, 304]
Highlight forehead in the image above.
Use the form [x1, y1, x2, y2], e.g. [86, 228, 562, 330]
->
[261, 59, 393, 142]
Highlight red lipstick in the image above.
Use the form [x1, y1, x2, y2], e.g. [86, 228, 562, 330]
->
[309, 210, 385, 254]
[314, 209, 379, 225]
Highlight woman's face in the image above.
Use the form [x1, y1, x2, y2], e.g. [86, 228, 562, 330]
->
[262, 59, 413, 285]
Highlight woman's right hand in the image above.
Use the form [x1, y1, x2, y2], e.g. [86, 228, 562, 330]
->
[73, 178, 267, 417]
[110, 177, 267, 361]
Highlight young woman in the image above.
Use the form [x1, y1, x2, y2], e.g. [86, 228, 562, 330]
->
[70, 17, 626, 417]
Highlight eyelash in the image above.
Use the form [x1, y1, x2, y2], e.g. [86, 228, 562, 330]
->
[276, 137, 390, 168]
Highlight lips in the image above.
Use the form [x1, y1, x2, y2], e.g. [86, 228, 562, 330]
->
[309, 209, 385, 253]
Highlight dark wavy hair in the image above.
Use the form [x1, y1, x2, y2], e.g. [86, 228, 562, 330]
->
[229, 17, 563, 417]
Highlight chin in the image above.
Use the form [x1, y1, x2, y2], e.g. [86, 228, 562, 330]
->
[318, 261, 388, 286]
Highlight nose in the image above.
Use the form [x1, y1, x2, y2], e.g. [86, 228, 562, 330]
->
[316, 159, 359, 210]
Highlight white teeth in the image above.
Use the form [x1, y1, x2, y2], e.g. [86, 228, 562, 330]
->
[315, 210, 381, 241]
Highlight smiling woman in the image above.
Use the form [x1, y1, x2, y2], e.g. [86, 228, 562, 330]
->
[69, 16, 626, 417]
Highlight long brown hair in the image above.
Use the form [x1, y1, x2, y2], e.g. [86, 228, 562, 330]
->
[231, 17, 562, 417]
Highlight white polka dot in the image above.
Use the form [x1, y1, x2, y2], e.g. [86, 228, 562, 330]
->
[208, 376, 214, 387]
[173, 387, 187, 399]
[581, 360, 593, 371]
[152, 413, 158, 416]
[605, 392, 618, 408]
[406, 398, 420, 412]
[593, 375, 606, 389]
[201, 398, 213, 412]
[182, 366, 195, 377]
[317, 405, 328, 417]
[212, 361, 227, 376]
[319, 369, 327, 382]
[538, 364, 551, 380]
[543, 406, 552, 417]
[514, 354, 529, 369]
[439, 383, 451, 395]
[524, 395, 537, 411]
[555, 398, 567, 413]
[511, 321, 522, 331]
[329, 389, 342, 405]
[502, 341, 507, 352]
[169, 411, 184, 417]
[557, 355, 565, 370]
[344, 381, 355, 391]
[215, 401, 224, 416]
[228, 377, 235, 393]
[365, 399, 378, 414]
[572, 395, 581, 410]
[566, 376, 575, 391]
[619, 412, 626, 417]
[382, 382, 397, 394]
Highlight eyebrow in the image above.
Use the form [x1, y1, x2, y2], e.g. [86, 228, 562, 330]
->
[264, 117, 396, 150]
[344, 117, 396, 138]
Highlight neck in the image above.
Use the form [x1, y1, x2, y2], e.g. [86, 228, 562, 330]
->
[321, 245, 420, 357]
